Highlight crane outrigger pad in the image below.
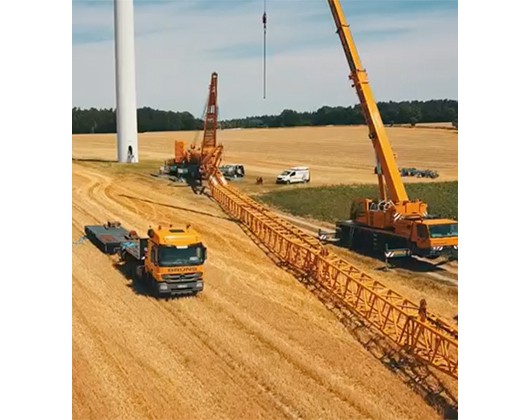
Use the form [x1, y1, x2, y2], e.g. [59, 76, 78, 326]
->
[85, 224, 130, 255]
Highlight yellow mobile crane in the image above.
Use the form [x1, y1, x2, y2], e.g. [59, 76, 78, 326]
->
[325, 0, 458, 258]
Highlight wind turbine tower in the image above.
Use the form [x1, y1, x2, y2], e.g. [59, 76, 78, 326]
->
[114, 0, 138, 163]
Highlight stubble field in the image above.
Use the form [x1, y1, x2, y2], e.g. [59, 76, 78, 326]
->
[72, 125, 458, 419]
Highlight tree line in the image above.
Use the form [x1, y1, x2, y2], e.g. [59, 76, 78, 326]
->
[221, 100, 457, 129]
[72, 107, 203, 134]
[72, 100, 457, 134]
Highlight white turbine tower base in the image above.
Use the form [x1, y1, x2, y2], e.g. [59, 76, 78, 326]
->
[114, 0, 138, 163]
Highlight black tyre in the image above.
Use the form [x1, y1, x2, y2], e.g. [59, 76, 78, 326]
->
[135, 265, 145, 281]
[147, 273, 159, 296]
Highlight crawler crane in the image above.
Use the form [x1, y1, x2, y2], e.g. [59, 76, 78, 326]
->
[325, 0, 458, 258]
[164, 72, 224, 183]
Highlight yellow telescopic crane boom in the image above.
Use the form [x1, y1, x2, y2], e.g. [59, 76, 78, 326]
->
[327, 0, 408, 203]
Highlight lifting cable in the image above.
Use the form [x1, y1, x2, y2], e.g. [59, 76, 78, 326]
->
[262, 0, 267, 99]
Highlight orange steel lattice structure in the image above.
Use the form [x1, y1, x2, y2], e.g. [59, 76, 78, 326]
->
[208, 172, 458, 379]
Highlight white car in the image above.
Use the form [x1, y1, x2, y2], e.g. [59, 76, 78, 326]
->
[276, 167, 310, 184]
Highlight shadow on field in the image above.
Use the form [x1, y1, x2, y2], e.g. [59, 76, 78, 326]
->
[347, 246, 457, 275]
[149, 174, 190, 188]
[305, 283, 459, 419]
[72, 157, 116, 163]
[112, 260, 191, 301]
[373, 259, 457, 279]
[119, 194, 229, 221]
[112, 260, 153, 298]
[237, 222, 459, 419]
[390, 256, 457, 272]
[150, 173, 206, 192]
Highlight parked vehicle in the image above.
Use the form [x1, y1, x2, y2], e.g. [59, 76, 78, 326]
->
[220, 164, 245, 180]
[276, 167, 310, 184]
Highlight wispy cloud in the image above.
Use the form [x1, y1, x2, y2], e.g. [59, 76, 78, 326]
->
[72, 0, 457, 119]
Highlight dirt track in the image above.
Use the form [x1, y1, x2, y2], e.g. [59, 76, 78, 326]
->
[72, 127, 457, 419]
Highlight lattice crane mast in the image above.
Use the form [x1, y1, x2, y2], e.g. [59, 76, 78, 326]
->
[164, 72, 223, 182]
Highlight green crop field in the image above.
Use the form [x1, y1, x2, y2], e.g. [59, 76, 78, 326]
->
[258, 181, 458, 223]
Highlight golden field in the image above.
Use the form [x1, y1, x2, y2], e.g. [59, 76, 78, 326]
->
[72, 125, 458, 419]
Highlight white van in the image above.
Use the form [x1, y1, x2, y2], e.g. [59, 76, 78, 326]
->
[276, 167, 310, 184]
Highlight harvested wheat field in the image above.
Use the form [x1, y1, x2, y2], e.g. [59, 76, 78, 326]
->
[73, 125, 457, 187]
[72, 126, 458, 419]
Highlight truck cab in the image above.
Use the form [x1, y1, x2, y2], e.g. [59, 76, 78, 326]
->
[412, 219, 458, 257]
[142, 225, 207, 297]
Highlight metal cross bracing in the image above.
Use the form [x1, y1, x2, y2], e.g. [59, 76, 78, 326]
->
[208, 171, 458, 379]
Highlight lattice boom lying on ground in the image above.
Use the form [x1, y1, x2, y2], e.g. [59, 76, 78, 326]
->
[208, 172, 458, 379]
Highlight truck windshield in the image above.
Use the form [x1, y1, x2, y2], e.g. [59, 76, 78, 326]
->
[158, 244, 205, 267]
[428, 224, 458, 238]
[280, 171, 290, 176]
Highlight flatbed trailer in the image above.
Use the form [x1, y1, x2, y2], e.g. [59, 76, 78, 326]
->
[84, 223, 144, 255]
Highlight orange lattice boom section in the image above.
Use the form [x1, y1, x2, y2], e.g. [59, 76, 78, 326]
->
[208, 171, 458, 379]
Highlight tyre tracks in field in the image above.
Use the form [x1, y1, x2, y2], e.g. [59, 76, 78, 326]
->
[163, 289, 382, 419]
[72, 162, 442, 420]
[77, 178, 362, 416]
[73, 244, 297, 418]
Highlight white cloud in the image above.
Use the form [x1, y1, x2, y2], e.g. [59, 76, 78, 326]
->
[72, 1, 457, 119]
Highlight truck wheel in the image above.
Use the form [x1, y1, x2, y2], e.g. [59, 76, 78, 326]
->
[148, 274, 160, 297]
[135, 266, 145, 281]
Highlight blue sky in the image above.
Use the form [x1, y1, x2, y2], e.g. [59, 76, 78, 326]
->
[72, 0, 457, 120]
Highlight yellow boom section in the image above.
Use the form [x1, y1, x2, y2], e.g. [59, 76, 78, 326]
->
[327, 0, 409, 203]
[208, 171, 457, 379]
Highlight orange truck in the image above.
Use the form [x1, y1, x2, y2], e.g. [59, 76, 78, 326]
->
[85, 221, 207, 297]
